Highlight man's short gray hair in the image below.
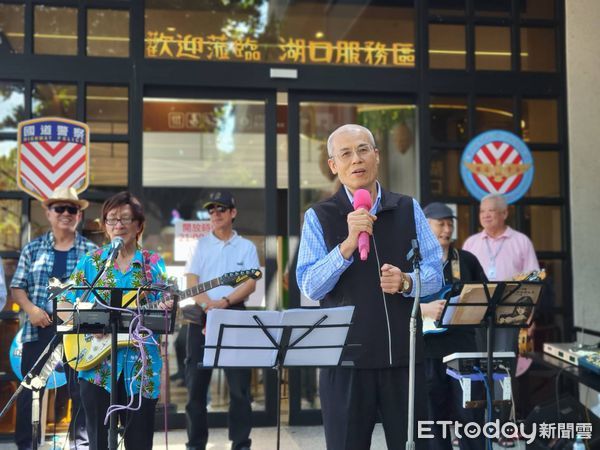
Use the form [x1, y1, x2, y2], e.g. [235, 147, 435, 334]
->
[326, 124, 376, 157]
[481, 193, 508, 210]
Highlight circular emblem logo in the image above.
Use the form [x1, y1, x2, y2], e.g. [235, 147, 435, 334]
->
[460, 130, 534, 204]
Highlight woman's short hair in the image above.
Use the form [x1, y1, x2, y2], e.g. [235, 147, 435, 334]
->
[101, 191, 146, 239]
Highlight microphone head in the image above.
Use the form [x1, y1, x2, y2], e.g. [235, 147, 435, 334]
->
[353, 189, 372, 211]
[111, 236, 124, 250]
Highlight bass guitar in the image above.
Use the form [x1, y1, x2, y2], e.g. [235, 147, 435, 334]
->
[55, 269, 262, 371]
[421, 285, 452, 335]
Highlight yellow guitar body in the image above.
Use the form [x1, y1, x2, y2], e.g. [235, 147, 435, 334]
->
[63, 333, 134, 371]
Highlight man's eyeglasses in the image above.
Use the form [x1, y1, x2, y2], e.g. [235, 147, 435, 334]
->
[105, 217, 135, 226]
[51, 205, 79, 215]
[207, 206, 231, 215]
[330, 144, 373, 162]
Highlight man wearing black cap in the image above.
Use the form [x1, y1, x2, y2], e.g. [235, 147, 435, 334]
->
[421, 202, 487, 450]
[183, 190, 259, 450]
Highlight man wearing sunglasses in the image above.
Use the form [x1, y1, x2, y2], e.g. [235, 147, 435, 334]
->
[11, 186, 97, 450]
[184, 190, 259, 450]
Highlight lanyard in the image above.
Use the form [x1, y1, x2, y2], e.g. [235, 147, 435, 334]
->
[484, 237, 506, 279]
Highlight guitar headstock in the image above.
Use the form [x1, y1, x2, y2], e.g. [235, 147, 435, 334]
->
[513, 269, 546, 282]
[47, 277, 74, 299]
[220, 269, 262, 287]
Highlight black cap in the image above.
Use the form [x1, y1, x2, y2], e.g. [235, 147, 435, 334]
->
[203, 191, 236, 209]
[423, 202, 456, 220]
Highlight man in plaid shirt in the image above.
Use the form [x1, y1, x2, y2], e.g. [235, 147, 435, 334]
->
[11, 187, 97, 450]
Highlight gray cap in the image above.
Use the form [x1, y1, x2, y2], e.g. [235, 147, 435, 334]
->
[423, 202, 456, 220]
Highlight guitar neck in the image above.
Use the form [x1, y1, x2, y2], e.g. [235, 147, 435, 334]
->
[181, 277, 221, 300]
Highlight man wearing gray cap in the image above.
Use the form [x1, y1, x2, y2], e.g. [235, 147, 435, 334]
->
[421, 202, 487, 450]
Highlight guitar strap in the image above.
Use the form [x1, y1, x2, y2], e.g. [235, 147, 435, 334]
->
[140, 248, 153, 306]
[450, 247, 461, 283]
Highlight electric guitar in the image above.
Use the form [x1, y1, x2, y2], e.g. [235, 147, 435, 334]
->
[55, 269, 262, 371]
[421, 285, 452, 335]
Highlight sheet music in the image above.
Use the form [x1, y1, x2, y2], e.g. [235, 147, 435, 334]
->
[495, 282, 542, 326]
[442, 283, 497, 326]
[202, 306, 354, 368]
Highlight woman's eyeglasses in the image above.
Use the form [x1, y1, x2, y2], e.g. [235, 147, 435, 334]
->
[51, 205, 79, 215]
[207, 206, 230, 215]
[105, 217, 135, 226]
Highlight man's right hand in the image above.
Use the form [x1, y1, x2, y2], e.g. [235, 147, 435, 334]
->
[420, 300, 446, 321]
[340, 208, 377, 260]
[27, 305, 52, 327]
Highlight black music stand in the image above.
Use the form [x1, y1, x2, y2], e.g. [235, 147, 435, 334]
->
[201, 307, 356, 450]
[53, 283, 175, 450]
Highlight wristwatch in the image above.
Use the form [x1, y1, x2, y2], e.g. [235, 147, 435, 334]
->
[222, 296, 231, 307]
[401, 274, 411, 293]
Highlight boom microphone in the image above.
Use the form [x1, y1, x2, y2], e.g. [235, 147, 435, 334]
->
[353, 189, 372, 261]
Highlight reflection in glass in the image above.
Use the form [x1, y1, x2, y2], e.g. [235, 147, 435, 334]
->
[527, 151, 560, 197]
[0, 200, 21, 251]
[475, 97, 513, 134]
[519, 0, 554, 20]
[0, 4, 25, 54]
[521, 28, 556, 72]
[475, 26, 511, 71]
[429, 149, 466, 197]
[86, 86, 129, 134]
[538, 259, 562, 308]
[144, 1, 415, 68]
[34, 6, 77, 55]
[521, 99, 558, 143]
[430, 96, 468, 142]
[87, 9, 130, 57]
[0, 140, 18, 191]
[454, 204, 471, 248]
[524, 205, 562, 252]
[430, 0, 465, 17]
[89, 143, 128, 187]
[0, 82, 25, 132]
[475, 0, 510, 17]
[143, 99, 265, 187]
[429, 24, 465, 69]
[32, 83, 77, 119]
[298, 102, 417, 215]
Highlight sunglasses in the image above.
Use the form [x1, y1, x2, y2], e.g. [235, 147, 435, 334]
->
[207, 205, 231, 215]
[51, 205, 80, 215]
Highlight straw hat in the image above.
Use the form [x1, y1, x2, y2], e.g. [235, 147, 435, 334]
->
[42, 186, 89, 210]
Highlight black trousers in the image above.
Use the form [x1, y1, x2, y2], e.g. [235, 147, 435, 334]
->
[184, 323, 252, 450]
[15, 327, 88, 450]
[424, 358, 486, 450]
[79, 378, 157, 450]
[319, 366, 428, 450]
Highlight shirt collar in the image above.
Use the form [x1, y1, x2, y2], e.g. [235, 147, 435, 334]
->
[343, 181, 382, 214]
[44, 231, 80, 250]
[207, 230, 239, 246]
[483, 226, 514, 240]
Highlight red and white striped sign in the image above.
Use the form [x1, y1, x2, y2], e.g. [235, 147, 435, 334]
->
[17, 118, 90, 201]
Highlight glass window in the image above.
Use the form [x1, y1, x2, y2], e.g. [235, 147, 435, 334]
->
[144, 1, 415, 68]
[32, 83, 77, 119]
[524, 205, 562, 252]
[90, 142, 128, 187]
[0, 4, 25, 54]
[521, 99, 558, 143]
[429, 24, 465, 69]
[34, 6, 77, 55]
[0, 82, 25, 132]
[0, 140, 17, 191]
[520, 27, 556, 72]
[454, 204, 471, 248]
[519, 0, 554, 20]
[538, 259, 562, 309]
[430, 96, 468, 142]
[430, 0, 465, 17]
[0, 200, 21, 251]
[475, 26, 511, 71]
[527, 151, 560, 197]
[475, 97, 514, 134]
[86, 86, 129, 134]
[143, 99, 266, 187]
[475, 0, 511, 17]
[87, 9, 130, 57]
[429, 149, 467, 197]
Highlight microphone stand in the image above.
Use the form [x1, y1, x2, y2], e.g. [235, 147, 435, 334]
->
[405, 239, 422, 450]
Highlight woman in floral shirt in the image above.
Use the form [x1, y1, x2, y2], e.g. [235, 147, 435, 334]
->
[62, 191, 169, 450]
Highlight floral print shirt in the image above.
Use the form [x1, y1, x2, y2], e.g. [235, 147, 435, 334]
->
[61, 245, 167, 399]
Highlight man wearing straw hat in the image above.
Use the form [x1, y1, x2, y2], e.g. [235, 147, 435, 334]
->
[11, 186, 97, 450]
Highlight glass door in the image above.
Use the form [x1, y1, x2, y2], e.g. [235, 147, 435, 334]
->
[285, 92, 419, 425]
[141, 87, 279, 427]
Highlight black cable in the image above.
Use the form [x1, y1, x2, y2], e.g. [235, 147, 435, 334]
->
[554, 366, 568, 423]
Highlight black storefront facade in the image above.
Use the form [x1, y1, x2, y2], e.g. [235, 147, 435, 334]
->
[0, 0, 571, 435]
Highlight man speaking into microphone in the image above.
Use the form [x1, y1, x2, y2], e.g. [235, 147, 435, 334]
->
[296, 124, 442, 450]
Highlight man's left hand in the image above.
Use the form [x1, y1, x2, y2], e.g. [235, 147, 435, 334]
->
[380, 264, 404, 294]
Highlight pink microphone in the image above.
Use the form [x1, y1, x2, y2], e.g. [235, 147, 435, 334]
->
[353, 189, 372, 261]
